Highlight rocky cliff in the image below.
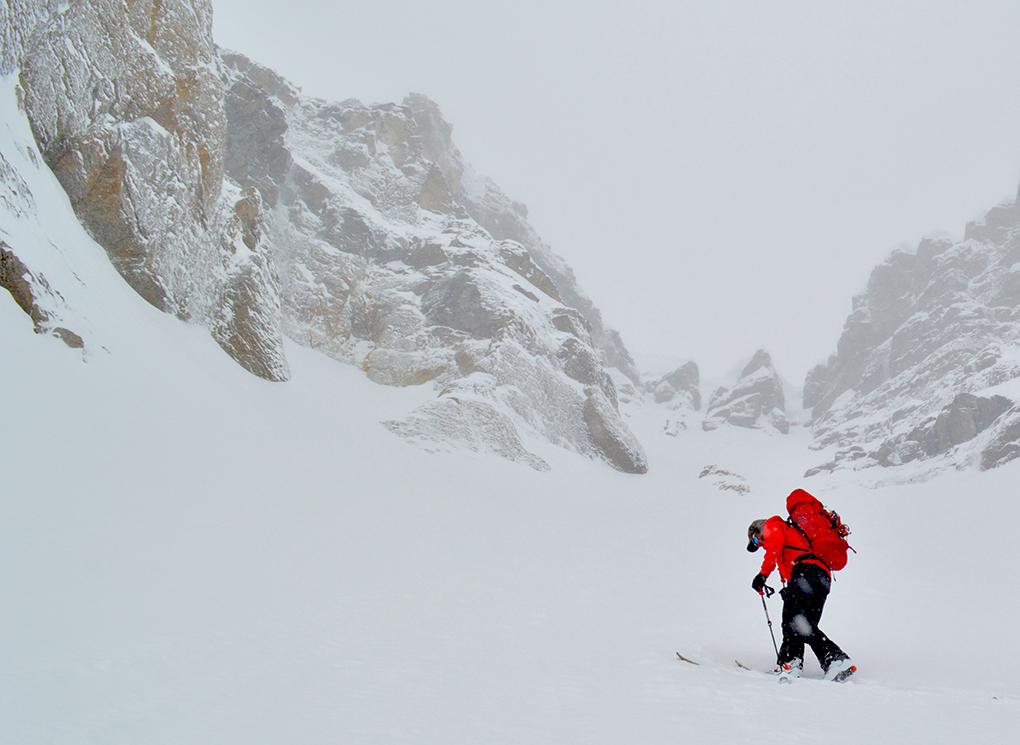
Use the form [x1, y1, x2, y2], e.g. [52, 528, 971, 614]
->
[5, 0, 289, 380]
[218, 53, 645, 472]
[703, 349, 789, 434]
[805, 181, 1020, 477]
[1, 0, 646, 473]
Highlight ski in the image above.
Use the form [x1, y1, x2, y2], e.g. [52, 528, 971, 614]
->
[676, 654, 758, 672]
[677, 654, 793, 679]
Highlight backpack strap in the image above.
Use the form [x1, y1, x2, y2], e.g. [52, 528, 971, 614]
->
[785, 518, 828, 568]
[786, 516, 811, 544]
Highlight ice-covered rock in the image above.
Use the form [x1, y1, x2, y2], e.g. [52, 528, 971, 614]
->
[980, 406, 1020, 470]
[209, 186, 290, 380]
[0, 71, 114, 356]
[0, 1, 62, 75]
[383, 396, 551, 472]
[703, 350, 789, 433]
[805, 181, 1020, 475]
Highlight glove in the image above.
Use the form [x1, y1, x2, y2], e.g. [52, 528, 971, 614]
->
[751, 573, 768, 594]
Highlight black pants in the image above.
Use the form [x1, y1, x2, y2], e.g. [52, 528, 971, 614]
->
[778, 562, 846, 667]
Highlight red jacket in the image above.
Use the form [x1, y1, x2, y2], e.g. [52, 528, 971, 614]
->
[758, 515, 830, 582]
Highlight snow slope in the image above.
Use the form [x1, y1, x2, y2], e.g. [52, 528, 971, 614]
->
[3, 121, 1019, 743]
[5, 289, 1019, 744]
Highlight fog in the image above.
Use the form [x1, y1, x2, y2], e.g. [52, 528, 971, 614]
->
[212, 0, 1020, 384]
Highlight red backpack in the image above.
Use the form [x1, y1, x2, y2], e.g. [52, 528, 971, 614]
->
[785, 489, 853, 571]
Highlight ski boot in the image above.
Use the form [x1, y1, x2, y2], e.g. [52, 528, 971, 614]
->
[772, 658, 802, 684]
[823, 655, 856, 682]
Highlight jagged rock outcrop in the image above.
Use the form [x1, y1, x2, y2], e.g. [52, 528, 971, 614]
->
[209, 186, 289, 379]
[647, 361, 701, 410]
[904, 393, 1012, 460]
[703, 350, 789, 433]
[213, 53, 646, 472]
[805, 180, 1020, 475]
[403, 93, 640, 385]
[0, 1, 60, 75]
[9, 0, 289, 380]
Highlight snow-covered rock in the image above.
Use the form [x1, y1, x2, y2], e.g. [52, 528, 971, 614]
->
[697, 464, 750, 494]
[647, 360, 701, 410]
[703, 349, 789, 433]
[805, 180, 1020, 475]
[402, 93, 640, 386]
[217, 52, 645, 472]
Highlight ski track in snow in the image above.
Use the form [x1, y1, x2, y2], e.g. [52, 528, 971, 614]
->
[2, 76, 1019, 745]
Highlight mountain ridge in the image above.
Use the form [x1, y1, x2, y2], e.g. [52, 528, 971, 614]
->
[801, 179, 1020, 478]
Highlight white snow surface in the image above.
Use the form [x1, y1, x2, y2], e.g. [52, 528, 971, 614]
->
[2, 80, 1018, 745]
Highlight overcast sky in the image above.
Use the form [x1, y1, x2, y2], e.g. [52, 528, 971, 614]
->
[212, 1, 1020, 385]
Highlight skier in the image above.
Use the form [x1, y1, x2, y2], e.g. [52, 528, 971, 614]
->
[747, 513, 856, 682]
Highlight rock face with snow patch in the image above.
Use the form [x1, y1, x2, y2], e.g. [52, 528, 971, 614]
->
[703, 350, 789, 433]
[8, 0, 290, 381]
[804, 182, 1020, 475]
[1, 241, 80, 348]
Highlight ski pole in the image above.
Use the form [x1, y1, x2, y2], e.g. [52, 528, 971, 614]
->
[760, 586, 780, 663]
